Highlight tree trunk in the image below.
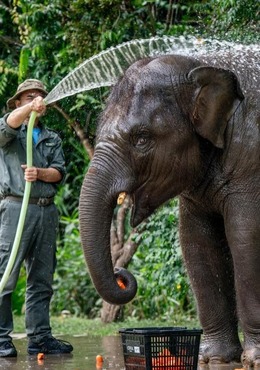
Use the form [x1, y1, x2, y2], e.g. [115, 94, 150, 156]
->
[101, 196, 140, 323]
[101, 301, 123, 323]
[53, 103, 94, 158]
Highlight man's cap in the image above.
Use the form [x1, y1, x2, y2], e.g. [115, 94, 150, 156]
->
[7, 79, 48, 109]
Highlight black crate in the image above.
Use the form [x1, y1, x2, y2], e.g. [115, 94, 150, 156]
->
[119, 327, 202, 370]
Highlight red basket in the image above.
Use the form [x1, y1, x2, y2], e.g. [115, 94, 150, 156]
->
[119, 327, 202, 370]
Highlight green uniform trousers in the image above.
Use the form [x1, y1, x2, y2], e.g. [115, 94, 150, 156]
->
[0, 199, 58, 343]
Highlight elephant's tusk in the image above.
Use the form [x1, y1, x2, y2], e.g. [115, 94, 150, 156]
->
[117, 192, 127, 205]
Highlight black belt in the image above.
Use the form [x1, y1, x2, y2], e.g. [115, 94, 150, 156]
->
[2, 196, 54, 207]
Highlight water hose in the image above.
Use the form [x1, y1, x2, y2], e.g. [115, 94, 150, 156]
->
[0, 111, 37, 294]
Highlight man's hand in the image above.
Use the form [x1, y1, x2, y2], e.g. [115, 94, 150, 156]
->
[21, 165, 62, 183]
[30, 96, 46, 116]
[21, 165, 38, 182]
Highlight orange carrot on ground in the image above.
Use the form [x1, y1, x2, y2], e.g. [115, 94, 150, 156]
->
[96, 354, 103, 368]
[37, 353, 44, 360]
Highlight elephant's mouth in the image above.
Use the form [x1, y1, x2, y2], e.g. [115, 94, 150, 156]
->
[117, 190, 153, 228]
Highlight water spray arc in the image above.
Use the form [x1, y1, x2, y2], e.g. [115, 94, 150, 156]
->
[45, 35, 259, 105]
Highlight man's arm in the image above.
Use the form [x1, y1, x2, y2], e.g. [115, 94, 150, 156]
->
[21, 165, 62, 183]
[7, 96, 46, 128]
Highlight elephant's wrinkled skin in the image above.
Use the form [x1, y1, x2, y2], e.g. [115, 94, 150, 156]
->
[79, 51, 260, 367]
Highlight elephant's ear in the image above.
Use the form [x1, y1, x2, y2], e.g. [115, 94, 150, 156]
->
[188, 66, 244, 149]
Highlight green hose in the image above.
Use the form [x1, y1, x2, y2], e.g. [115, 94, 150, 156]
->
[0, 111, 37, 294]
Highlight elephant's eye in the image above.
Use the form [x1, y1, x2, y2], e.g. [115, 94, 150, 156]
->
[131, 129, 152, 151]
[136, 136, 147, 146]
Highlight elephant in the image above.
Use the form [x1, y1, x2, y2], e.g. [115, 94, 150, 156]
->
[79, 49, 260, 367]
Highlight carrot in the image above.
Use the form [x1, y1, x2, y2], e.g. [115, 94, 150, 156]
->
[117, 278, 126, 289]
[96, 354, 103, 368]
[37, 353, 44, 360]
[152, 348, 185, 369]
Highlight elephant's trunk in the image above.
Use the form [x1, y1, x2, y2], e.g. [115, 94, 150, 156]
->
[79, 163, 137, 305]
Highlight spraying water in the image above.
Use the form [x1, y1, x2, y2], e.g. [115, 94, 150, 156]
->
[45, 35, 260, 105]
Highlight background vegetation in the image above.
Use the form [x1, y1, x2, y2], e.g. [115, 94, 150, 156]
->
[0, 0, 258, 324]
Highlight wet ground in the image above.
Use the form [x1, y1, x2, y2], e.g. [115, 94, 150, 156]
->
[0, 334, 244, 370]
[1, 334, 125, 370]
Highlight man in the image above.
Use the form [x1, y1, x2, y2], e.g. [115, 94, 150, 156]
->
[0, 79, 73, 357]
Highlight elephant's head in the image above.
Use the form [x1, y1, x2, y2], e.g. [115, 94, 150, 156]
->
[79, 54, 244, 305]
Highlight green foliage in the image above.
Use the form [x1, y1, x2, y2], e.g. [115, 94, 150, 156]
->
[12, 266, 26, 315]
[59, 137, 89, 214]
[186, 0, 260, 43]
[18, 46, 30, 82]
[0, 72, 8, 97]
[126, 199, 195, 319]
[51, 210, 101, 317]
[13, 315, 200, 336]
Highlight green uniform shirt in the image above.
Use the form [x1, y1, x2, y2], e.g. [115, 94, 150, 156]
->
[0, 114, 66, 198]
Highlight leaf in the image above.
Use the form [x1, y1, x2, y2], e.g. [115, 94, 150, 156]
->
[18, 46, 30, 82]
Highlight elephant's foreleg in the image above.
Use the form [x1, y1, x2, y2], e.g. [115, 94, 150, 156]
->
[179, 199, 242, 364]
[225, 201, 260, 367]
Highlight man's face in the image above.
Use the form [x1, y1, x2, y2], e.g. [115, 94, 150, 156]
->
[15, 89, 46, 122]
[15, 89, 45, 108]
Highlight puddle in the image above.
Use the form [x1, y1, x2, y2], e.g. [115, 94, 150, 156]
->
[0, 335, 244, 369]
[0, 335, 125, 370]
